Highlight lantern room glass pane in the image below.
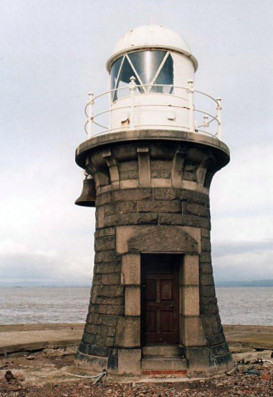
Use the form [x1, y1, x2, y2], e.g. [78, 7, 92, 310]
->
[113, 56, 143, 101]
[128, 50, 166, 86]
[110, 50, 174, 101]
[151, 54, 174, 93]
[111, 57, 122, 91]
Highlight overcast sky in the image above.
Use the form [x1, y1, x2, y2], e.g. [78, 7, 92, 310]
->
[0, 0, 272, 285]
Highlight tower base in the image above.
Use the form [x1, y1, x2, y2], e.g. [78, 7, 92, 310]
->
[75, 130, 233, 376]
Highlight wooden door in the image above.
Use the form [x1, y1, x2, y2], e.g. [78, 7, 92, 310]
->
[141, 254, 179, 345]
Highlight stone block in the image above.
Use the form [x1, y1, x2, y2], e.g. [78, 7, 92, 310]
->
[159, 214, 209, 229]
[119, 160, 138, 172]
[215, 353, 233, 369]
[103, 203, 116, 216]
[151, 159, 171, 172]
[200, 253, 211, 263]
[151, 178, 172, 187]
[201, 238, 211, 252]
[137, 200, 180, 213]
[118, 349, 141, 375]
[96, 191, 112, 206]
[115, 317, 141, 348]
[200, 303, 219, 315]
[182, 202, 209, 217]
[151, 169, 171, 179]
[182, 226, 201, 251]
[181, 286, 200, 316]
[153, 188, 176, 200]
[82, 333, 96, 345]
[137, 213, 158, 224]
[180, 316, 207, 347]
[95, 250, 119, 263]
[177, 189, 209, 205]
[97, 305, 123, 315]
[92, 274, 102, 285]
[137, 147, 151, 187]
[105, 337, 115, 347]
[200, 263, 213, 274]
[201, 315, 220, 335]
[212, 342, 229, 356]
[105, 213, 158, 227]
[128, 225, 197, 254]
[121, 254, 140, 285]
[98, 286, 123, 298]
[112, 189, 151, 202]
[85, 324, 98, 334]
[97, 207, 105, 228]
[182, 255, 199, 286]
[185, 347, 212, 370]
[90, 285, 99, 304]
[116, 226, 136, 254]
[87, 344, 109, 357]
[78, 342, 88, 354]
[201, 228, 210, 238]
[96, 296, 123, 306]
[95, 263, 121, 274]
[200, 296, 217, 306]
[76, 351, 109, 371]
[115, 201, 137, 214]
[101, 315, 118, 327]
[108, 327, 116, 337]
[95, 227, 115, 238]
[96, 325, 109, 337]
[107, 348, 118, 371]
[206, 332, 225, 345]
[120, 179, 139, 189]
[95, 236, 116, 252]
[119, 170, 138, 180]
[200, 285, 216, 297]
[125, 286, 140, 316]
[101, 273, 120, 285]
[87, 313, 101, 325]
[200, 274, 214, 286]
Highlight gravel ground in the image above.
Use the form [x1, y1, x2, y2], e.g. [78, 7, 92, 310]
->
[0, 348, 272, 397]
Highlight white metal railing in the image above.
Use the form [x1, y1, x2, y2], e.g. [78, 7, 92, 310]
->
[84, 79, 223, 140]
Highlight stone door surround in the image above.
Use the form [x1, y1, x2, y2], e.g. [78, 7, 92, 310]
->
[117, 225, 207, 350]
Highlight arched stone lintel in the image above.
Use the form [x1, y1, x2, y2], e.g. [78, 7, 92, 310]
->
[127, 225, 198, 254]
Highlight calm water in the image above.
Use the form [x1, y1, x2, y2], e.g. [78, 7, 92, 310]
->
[0, 286, 272, 325]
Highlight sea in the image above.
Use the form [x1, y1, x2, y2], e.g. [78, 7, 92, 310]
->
[0, 286, 272, 326]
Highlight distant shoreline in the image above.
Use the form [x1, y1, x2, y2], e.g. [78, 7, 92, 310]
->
[0, 282, 273, 288]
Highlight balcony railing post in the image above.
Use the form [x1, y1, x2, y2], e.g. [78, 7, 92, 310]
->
[203, 115, 209, 134]
[129, 76, 136, 129]
[187, 79, 195, 132]
[87, 92, 94, 139]
[216, 97, 222, 140]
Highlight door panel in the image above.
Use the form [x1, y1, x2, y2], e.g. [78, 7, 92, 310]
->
[141, 254, 180, 345]
[160, 279, 173, 300]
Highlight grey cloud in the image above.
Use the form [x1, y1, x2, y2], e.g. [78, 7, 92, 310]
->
[0, 252, 92, 284]
[213, 240, 273, 258]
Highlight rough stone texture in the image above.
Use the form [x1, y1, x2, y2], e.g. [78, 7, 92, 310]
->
[76, 134, 232, 374]
[117, 349, 142, 375]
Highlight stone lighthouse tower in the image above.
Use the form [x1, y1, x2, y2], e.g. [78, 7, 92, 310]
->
[75, 25, 233, 376]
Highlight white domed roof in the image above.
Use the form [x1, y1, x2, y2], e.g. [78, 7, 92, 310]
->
[106, 25, 198, 71]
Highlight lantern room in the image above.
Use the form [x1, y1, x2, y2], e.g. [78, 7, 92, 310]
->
[84, 25, 222, 141]
[107, 25, 197, 132]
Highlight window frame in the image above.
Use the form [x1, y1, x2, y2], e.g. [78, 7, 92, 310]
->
[110, 50, 173, 102]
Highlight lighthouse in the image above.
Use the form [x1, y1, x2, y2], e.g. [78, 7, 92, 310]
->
[75, 25, 233, 376]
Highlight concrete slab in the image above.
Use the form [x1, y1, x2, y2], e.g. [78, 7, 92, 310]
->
[0, 323, 84, 354]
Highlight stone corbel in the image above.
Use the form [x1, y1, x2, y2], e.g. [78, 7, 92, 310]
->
[171, 146, 187, 187]
[102, 149, 120, 187]
[137, 146, 151, 187]
[85, 156, 108, 192]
